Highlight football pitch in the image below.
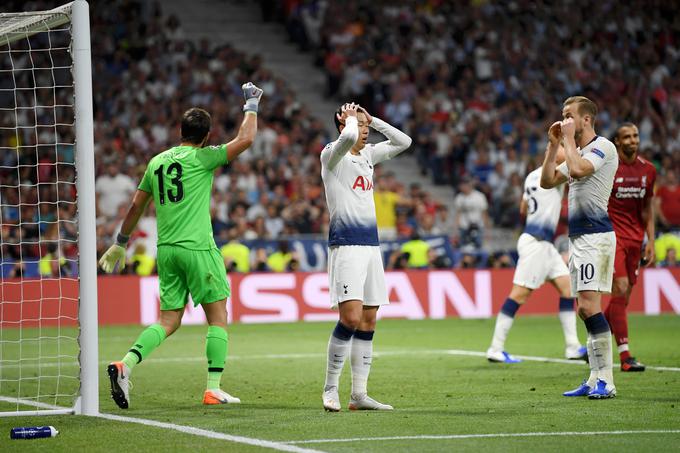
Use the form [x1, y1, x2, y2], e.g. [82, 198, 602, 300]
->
[1, 315, 679, 451]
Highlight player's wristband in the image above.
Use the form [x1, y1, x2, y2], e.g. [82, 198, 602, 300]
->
[243, 99, 259, 113]
[116, 233, 130, 247]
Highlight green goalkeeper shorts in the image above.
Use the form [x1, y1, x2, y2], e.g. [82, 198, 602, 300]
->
[156, 245, 230, 310]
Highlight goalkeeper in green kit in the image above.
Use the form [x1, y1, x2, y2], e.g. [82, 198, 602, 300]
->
[98, 82, 263, 408]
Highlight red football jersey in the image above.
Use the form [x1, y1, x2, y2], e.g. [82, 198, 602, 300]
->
[608, 155, 656, 243]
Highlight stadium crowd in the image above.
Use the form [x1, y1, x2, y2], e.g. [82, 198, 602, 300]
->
[278, 0, 680, 255]
[1, 0, 680, 277]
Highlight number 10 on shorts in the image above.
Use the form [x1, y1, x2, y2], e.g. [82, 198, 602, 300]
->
[579, 263, 595, 283]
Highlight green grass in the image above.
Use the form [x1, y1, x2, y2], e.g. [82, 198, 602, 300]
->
[1, 315, 679, 452]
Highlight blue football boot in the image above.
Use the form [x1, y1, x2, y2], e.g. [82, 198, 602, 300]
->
[587, 379, 616, 399]
[563, 379, 591, 397]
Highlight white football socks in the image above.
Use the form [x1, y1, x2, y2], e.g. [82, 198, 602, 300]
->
[350, 337, 372, 397]
[490, 313, 514, 352]
[585, 335, 598, 387]
[558, 310, 581, 350]
[324, 334, 351, 390]
[590, 331, 614, 385]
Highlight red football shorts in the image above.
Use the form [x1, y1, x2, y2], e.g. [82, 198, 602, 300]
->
[613, 240, 642, 286]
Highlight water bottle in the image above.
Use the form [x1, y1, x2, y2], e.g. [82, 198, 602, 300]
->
[10, 426, 59, 439]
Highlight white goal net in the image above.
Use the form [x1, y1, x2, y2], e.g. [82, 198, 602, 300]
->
[0, 0, 98, 416]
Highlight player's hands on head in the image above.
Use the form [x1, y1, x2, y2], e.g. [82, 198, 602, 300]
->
[357, 105, 373, 125]
[560, 118, 575, 138]
[242, 82, 264, 113]
[337, 102, 359, 125]
[98, 244, 126, 273]
[548, 121, 562, 145]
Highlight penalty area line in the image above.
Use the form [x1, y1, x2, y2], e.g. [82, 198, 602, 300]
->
[97, 412, 325, 453]
[283, 429, 680, 445]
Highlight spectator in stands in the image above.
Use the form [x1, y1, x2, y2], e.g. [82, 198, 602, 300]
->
[659, 248, 678, 267]
[655, 231, 680, 265]
[267, 241, 293, 272]
[387, 250, 410, 270]
[220, 227, 251, 273]
[39, 243, 67, 277]
[374, 173, 400, 240]
[428, 249, 452, 269]
[487, 252, 514, 269]
[458, 253, 479, 269]
[130, 243, 156, 276]
[251, 247, 270, 272]
[96, 163, 137, 220]
[400, 232, 431, 269]
[655, 169, 680, 230]
[453, 177, 489, 250]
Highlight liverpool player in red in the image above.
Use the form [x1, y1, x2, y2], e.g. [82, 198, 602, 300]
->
[606, 123, 656, 372]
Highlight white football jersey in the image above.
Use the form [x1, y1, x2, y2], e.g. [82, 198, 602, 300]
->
[522, 168, 564, 241]
[321, 116, 411, 246]
[557, 135, 619, 237]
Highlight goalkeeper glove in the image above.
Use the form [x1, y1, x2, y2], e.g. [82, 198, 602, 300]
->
[242, 82, 264, 113]
[99, 244, 126, 273]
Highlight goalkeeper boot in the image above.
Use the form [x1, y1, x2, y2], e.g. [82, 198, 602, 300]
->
[203, 389, 241, 405]
[563, 379, 591, 397]
[587, 379, 617, 399]
[621, 357, 646, 372]
[322, 386, 341, 412]
[348, 394, 393, 411]
[107, 361, 131, 409]
[565, 345, 588, 362]
[486, 349, 522, 363]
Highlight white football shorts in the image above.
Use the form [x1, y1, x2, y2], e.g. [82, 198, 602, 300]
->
[568, 231, 616, 293]
[327, 245, 389, 309]
[513, 233, 570, 290]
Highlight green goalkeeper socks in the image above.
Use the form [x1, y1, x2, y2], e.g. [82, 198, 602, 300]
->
[206, 326, 228, 390]
[122, 323, 167, 370]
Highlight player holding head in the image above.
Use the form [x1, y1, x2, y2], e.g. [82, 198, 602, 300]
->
[541, 95, 619, 399]
[98, 82, 263, 409]
[321, 102, 412, 411]
[605, 123, 656, 372]
[486, 146, 586, 364]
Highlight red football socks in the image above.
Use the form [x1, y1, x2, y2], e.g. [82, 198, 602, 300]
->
[605, 296, 630, 362]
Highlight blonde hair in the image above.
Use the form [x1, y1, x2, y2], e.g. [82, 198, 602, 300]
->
[563, 96, 598, 124]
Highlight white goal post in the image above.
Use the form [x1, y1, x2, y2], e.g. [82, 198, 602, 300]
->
[0, 0, 98, 417]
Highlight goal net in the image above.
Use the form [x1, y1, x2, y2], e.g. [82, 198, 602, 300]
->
[0, 1, 98, 416]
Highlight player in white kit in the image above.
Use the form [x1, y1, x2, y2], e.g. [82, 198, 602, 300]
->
[321, 102, 411, 411]
[486, 149, 586, 364]
[541, 96, 619, 399]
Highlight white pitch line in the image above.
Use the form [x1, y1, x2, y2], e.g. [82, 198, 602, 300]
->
[97, 413, 324, 453]
[284, 429, 680, 445]
[2, 349, 679, 371]
[0, 396, 322, 452]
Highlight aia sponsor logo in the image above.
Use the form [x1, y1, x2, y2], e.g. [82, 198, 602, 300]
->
[352, 175, 373, 191]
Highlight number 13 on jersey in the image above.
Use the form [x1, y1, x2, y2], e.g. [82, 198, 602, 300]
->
[153, 163, 184, 205]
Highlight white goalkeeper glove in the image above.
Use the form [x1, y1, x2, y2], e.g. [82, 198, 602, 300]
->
[98, 244, 126, 273]
[242, 82, 264, 113]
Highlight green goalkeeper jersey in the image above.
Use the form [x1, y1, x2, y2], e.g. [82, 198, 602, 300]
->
[138, 144, 228, 250]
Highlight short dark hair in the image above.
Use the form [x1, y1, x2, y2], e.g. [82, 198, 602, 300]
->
[333, 106, 343, 132]
[612, 122, 637, 143]
[181, 107, 211, 144]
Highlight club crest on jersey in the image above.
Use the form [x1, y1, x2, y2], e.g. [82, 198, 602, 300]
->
[352, 175, 373, 191]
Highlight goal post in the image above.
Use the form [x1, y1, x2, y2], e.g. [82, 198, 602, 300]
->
[0, 0, 98, 417]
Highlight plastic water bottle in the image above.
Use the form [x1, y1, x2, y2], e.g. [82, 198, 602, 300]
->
[10, 426, 59, 439]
